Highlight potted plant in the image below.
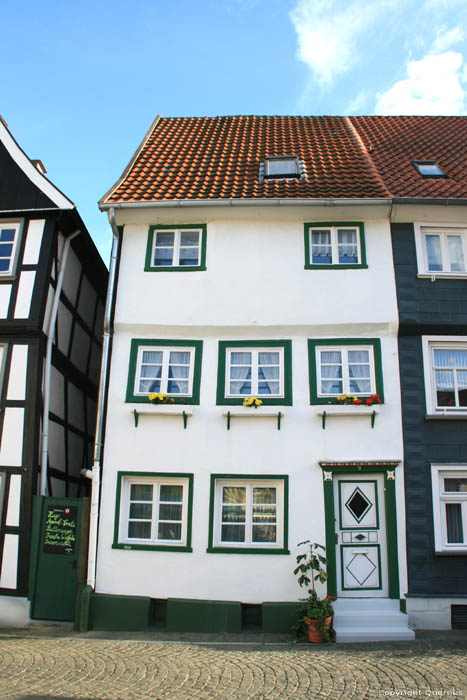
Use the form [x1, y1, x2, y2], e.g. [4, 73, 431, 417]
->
[292, 540, 335, 642]
[337, 393, 382, 406]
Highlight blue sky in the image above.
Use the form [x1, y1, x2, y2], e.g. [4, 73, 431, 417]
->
[2, 0, 466, 263]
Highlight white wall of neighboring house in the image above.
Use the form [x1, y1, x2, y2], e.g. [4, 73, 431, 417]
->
[95, 204, 407, 603]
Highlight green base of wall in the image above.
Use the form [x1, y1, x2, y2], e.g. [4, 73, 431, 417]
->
[262, 602, 301, 633]
[167, 598, 242, 633]
[88, 592, 150, 631]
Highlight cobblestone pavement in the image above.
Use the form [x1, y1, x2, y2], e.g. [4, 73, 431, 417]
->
[0, 632, 466, 700]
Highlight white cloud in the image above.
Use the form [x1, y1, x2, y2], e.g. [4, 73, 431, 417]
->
[289, 0, 391, 87]
[431, 27, 465, 53]
[375, 52, 466, 115]
[344, 90, 369, 115]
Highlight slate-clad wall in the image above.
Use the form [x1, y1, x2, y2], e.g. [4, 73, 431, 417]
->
[392, 222, 467, 597]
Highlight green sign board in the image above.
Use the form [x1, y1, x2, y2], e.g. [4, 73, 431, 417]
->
[43, 505, 78, 555]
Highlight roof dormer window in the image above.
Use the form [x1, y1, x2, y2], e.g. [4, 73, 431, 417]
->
[264, 156, 300, 179]
[413, 160, 447, 178]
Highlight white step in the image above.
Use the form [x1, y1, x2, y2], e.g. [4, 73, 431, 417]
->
[333, 598, 415, 643]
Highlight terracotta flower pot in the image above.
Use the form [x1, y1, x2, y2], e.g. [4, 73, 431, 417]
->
[304, 616, 332, 643]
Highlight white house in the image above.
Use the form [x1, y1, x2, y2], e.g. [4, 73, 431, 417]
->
[82, 115, 414, 640]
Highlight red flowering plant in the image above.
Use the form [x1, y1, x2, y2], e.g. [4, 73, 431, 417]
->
[292, 541, 335, 642]
[337, 394, 381, 406]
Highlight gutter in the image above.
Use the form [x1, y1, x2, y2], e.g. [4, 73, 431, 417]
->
[84, 207, 120, 589]
[40, 229, 81, 496]
[99, 198, 393, 210]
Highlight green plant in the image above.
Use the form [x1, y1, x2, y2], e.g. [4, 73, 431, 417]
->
[292, 540, 335, 642]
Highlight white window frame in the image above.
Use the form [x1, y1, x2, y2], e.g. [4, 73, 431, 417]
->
[118, 475, 190, 547]
[414, 223, 467, 278]
[422, 336, 467, 416]
[308, 225, 362, 266]
[0, 222, 21, 276]
[212, 478, 285, 550]
[431, 465, 467, 554]
[264, 156, 299, 179]
[316, 345, 376, 398]
[151, 228, 201, 268]
[224, 346, 285, 399]
[134, 345, 196, 398]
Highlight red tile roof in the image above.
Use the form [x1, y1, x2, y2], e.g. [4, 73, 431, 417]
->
[100, 115, 467, 205]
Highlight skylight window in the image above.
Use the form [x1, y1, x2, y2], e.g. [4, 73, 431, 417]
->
[413, 160, 446, 178]
[264, 156, 300, 179]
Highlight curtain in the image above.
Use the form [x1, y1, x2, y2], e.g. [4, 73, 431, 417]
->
[229, 353, 252, 394]
[338, 229, 358, 262]
[425, 235, 442, 271]
[168, 351, 190, 393]
[446, 503, 463, 543]
[447, 235, 465, 272]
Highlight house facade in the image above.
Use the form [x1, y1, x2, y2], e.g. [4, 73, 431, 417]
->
[0, 117, 107, 626]
[351, 116, 467, 630]
[84, 115, 416, 640]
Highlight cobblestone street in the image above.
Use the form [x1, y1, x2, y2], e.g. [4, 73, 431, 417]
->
[0, 630, 466, 700]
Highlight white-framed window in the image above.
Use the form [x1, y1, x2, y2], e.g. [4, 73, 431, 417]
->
[115, 473, 192, 549]
[415, 224, 467, 277]
[0, 223, 20, 275]
[431, 465, 467, 554]
[264, 156, 300, 179]
[135, 346, 195, 397]
[317, 345, 376, 397]
[145, 225, 206, 271]
[209, 477, 287, 551]
[413, 161, 446, 178]
[225, 347, 284, 398]
[422, 337, 467, 415]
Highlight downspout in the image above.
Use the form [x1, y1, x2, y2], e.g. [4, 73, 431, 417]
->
[40, 229, 81, 496]
[85, 207, 120, 589]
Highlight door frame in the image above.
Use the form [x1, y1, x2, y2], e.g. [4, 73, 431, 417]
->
[320, 461, 401, 599]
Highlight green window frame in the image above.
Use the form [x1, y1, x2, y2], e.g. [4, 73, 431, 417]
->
[207, 474, 289, 554]
[113, 471, 194, 552]
[216, 340, 293, 406]
[304, 221, 367, 269]
[126, 339, 203, 404]
[308, 338, 384, 405]
[145, 224, 207, 271]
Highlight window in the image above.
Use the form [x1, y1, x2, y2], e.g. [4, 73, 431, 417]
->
[207, 475, 288, 553]
[308, 339, 384, 404]
[417, 226, 467, 276]
[216, 340, 293, 405]
[431, 466, 467, 553]
[0, 223, 20, 275]
[114, 472, 193, 551]
[126, 339, 203, 404]
[264, 156, 300, 179]
[145, 224, 206, 271]
[422, 338, 467, 415]
[413, 160, 446, 178]
[304, 222, 367, 269]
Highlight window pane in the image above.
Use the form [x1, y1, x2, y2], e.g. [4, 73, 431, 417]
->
[435, 369, 455, 406]
[159, 504, 182, 521]
[179, 249, 199, 266]
[229, 381, 251, 394]
[311, 230, 332, 264]
[434, 349, 467, 367]
[447, 235, 465, 272]
[168, 365, 189, 379]
[0, 244, 13, 257]
[142, 351, 163, 364]
[337, 229, 358, 263]
[458, 371, 467, 406]
[252, 524, 276, 542]
[258, 381, 280, 394]
[223, 486, 246, 503]
[130, 484, 153, 501]
[155, 232, 175, 246]
[320, 364, 342, 379]
[348, 350, 369, 363]
[321, 351, 342, 364]
[267, 159, 297, 176]
[446, 503, 463, 543]
[253, 487, 276, 504]
[425, 235, 443, 271]
[128, 521, 151, 539]
[160, 485, 183, 501]
[158, 522, 181, 540]
[221, 524, 245, 542]
[139, 379, 161, 393]
[253, 505, 277, 523]
[0, 228, 15, 242]
[140, 364, 162, 378]
[258, 352, 279, 365]
[153, 248, 174, 266]
[129, 503, 152, 519]
[169, 351, 190, 364]
[321, 379, 343, 394]
[444, 478, 467, 492]
[349, 379, 371, 394]
[222, 505, 246, 522]
[231, 352, 252, 364]
[167, 380, 189, 393]
[0, 259, 10, 272]
[258, 366, 279, 380]
[180, 231, 200, 246]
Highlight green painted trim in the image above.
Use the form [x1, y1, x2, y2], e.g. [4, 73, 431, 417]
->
[207, 473, 289, 554]
[90, 592, 151, 631]
[307, 338, 384, 405]
[113, 471, 194, 552]
[167, 598, 241, 633]
[145, 224, 207, 271]
[338, 479, 380, 530]
[304, 221, 367, 269]
[323, 479, 337, 598]
[125, 338, 203, 404]
[216, 340, 293, 406]
[340, 544, 382, 591]
[385, 472, 400, 599]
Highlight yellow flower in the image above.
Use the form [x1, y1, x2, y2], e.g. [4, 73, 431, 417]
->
[148, 392, 156, 401]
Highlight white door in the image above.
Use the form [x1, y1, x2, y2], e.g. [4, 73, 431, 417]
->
[334, 475, 388, 597]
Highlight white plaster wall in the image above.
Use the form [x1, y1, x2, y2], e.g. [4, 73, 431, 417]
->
[0, 408, 24, 466]
[0, 534, 18, 589]
[5, 474, 21, 527]
[407, 597, 466, 630]
[23, 219, 44, 265]
[14, 271, 36, 318]
[6, 345, 28, 401]
[0, 285, 11, 318]
[95, 205, 407, 603]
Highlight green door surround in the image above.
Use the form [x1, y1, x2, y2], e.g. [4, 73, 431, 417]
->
[319, 461, 401, 600]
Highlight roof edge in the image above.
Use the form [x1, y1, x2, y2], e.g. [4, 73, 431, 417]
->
[0, 119, 75, 210]
[99, 114, 163, 206]
[99, 197, 393, 210]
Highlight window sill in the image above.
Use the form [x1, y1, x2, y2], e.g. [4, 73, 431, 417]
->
[435, 547, 467, 555]
[315, 405, 380, 429]
[131, 405, 194, 429]
[144, 265, 206, 272]
[113, 543, 192, 552]
[305, 264, 368, 270]
[417, 272, 467, 280]
[207, 546, 290, 555]
[426, 411, 467, 420]
[221, 406, 286, 430]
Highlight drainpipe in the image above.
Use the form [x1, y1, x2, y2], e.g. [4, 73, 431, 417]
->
[40, 229, 81, 496]
[85, 207, 120, 589]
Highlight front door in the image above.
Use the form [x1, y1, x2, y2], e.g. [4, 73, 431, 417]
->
[334, 475, 388, 597]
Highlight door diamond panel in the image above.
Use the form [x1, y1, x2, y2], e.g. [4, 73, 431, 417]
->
[341, 545, 381, 590]
[345, 488, 372, 522]
[339, 481, 378, 529]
